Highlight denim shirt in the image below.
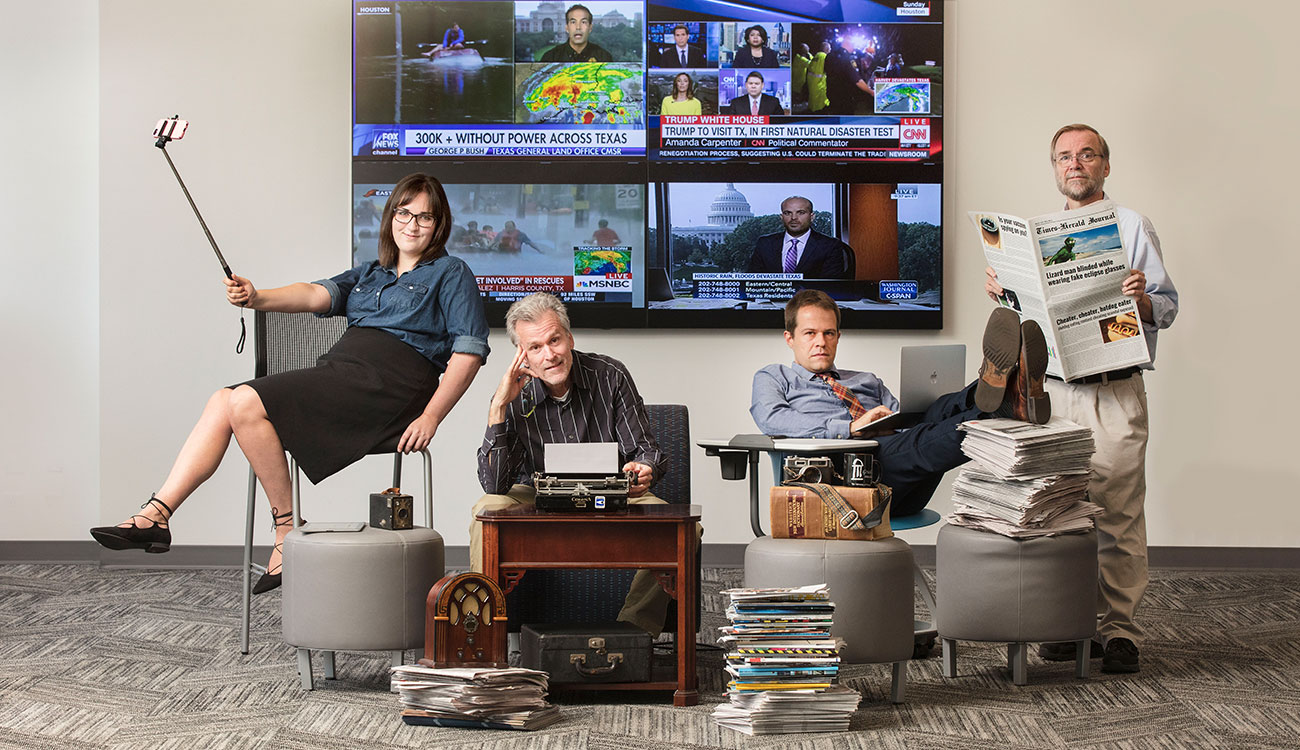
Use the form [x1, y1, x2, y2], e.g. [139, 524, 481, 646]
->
[314, 255, 490, 370]
[750, 361, 899, 440]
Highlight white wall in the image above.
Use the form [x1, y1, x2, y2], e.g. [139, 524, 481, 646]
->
[1, 3, 100, 536]
[6, 1, 1297, 551]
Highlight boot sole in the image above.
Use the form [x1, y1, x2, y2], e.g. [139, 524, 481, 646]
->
[90, 528, 171, 554]
[1020, 320, 1051, 424]
[975, 308, 1022, 412]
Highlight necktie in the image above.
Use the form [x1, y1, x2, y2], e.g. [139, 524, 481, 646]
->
[751, 98, 759, 115]
[816, 372, 867, 420]
[680, 49, 686, 67]
[783, 237, 799, 272]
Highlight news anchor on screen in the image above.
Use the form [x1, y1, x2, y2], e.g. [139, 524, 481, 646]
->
[540, 4, 613, 63]
[726, 71, 783, 115]
[746, 196, 852, 279]
[731, 24, 779, 68]
[661, 72, 702, 115]
[655, 25, 707, 68]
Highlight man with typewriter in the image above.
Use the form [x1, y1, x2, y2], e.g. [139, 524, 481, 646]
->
[470, 292, 671, 635]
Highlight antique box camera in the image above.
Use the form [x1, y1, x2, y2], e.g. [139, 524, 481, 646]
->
[369, 487, 413, 530]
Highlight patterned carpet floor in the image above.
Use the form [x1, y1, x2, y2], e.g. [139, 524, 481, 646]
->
[0, 563, 1297, 749]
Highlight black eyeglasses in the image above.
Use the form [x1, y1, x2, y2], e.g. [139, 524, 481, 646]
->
[393, 207, 436, 228]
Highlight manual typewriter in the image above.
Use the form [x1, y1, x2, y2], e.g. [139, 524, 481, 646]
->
[533, 442, 634, 511]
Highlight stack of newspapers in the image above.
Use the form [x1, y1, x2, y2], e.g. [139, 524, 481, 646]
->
[390, 662, 561, 731]
[949, 417, 1102, 538]
[712, 583, 861, 735]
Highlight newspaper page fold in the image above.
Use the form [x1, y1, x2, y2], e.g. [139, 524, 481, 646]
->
[970, 201, 1150, 380]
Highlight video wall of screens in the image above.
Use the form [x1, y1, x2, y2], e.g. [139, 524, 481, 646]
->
[352, 0, 944, 329]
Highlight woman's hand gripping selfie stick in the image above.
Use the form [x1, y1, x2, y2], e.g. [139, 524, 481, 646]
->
[153, 116, 245, 353]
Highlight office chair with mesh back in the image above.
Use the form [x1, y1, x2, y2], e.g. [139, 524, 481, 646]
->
[238, 310, 435, 654]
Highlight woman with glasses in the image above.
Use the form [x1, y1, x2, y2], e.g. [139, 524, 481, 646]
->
[660, 72, 702, 115]
[90, 173, 489, 594]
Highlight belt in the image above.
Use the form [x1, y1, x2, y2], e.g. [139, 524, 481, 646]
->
[1049, 366, 1142, 385]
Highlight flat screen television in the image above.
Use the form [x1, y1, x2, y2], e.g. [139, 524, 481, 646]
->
[352, 0, 944, 329]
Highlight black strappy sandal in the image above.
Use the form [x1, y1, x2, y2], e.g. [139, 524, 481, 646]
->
[252, 508, 300, 595]
[90, 495, 174, 554]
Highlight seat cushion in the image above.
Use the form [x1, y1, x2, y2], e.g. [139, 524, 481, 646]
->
[936, 524, 1097, 642]
[282, 526, 444, 651]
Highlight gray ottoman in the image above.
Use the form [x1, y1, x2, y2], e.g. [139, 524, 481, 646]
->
[745, 536, 914, 703]
[282, 525, 445, 689]
[936, 524, 1097, 685]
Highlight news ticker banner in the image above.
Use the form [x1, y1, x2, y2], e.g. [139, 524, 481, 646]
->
[691, 274, 919, 301]
[655, 116, 937, 161]
[353, 125, 646, 157]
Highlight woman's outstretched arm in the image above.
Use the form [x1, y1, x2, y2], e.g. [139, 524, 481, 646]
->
[225, 274, 331, 314]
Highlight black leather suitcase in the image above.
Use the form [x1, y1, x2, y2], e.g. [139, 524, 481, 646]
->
[520, 622, 651, 684]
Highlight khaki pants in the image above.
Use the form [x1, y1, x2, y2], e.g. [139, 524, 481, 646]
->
[1046, 373, 1150, 644]
[469, 485, 680, 637]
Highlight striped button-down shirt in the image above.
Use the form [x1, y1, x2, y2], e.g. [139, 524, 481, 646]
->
[477, 350, 665, 494]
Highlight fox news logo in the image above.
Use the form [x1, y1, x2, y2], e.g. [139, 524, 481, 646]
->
[899, 118, 930, 146]
[897, 1, 931, 16]
[371, 130, 400, 155]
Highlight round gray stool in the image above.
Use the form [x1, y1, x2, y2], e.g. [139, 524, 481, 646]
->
[282, 525, 444, 690]
[936, 524, 1097, 685]
[745, 536, 915, 703]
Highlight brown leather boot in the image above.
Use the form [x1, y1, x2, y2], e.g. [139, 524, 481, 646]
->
[975, 308, 1022, 412]
[1012, 319, 1051, 424]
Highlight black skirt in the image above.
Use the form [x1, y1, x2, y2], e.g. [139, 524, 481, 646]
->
[241, 326, 440, 484]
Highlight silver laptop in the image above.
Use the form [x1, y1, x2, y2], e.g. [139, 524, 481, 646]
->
[860, 344, 966, 433]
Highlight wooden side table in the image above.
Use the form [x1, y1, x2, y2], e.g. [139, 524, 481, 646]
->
[478, 504, 701, 706]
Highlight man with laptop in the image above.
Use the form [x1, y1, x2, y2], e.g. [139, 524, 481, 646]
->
[470, 292, 672, 635]
[750, 290, 1049, 517]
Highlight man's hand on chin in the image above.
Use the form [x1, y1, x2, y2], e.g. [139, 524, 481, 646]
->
[850, 405, 895, 437]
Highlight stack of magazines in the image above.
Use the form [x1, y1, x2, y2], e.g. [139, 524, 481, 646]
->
[390, 662, 562, 731]
[711, 583, 861, 735]
[949, 417, 1101, 538]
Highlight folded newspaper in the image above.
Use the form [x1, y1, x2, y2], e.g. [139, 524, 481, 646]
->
[391, 664, 561, 731]
[950, 418, 1100, 538]
[957, 418, 1094, 479]
[971, 202, 1150, 381]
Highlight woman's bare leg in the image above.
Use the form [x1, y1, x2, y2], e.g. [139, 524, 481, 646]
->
[122, 388, 239, 528]
[227, 385, 295, 572]
[123, 385, 294, 572]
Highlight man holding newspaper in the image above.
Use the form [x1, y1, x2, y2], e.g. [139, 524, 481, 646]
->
[983, 124, 1179, 674]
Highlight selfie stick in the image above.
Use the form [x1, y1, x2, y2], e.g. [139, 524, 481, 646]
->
[153, 115, 245, 352]
[154, 119, 233, 279]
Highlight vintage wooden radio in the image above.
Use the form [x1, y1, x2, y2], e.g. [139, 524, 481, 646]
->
[424, 572, 509, 667]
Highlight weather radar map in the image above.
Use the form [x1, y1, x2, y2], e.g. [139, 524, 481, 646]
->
[874, 81, 931, 114]
[575, 248, 632, 275]
[518, 63, 644, 125]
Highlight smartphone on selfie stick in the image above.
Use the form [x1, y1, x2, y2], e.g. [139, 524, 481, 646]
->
[153, 116, 245, 351]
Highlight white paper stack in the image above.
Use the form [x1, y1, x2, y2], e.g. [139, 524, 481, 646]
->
[711, 584, 861, 735]
[391, 663, 562, 731]
[949, 417, 1102, 538]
